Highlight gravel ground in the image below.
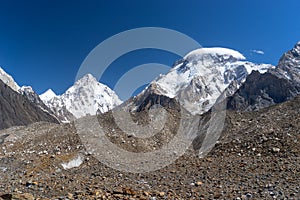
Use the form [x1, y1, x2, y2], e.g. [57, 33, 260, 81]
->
[0, 96, 299, 200]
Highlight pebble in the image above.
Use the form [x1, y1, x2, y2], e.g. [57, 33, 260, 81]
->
[196, 181, 203, 186]
[12, 193, 34, 200]
[272, 147, 280, 153]
[159, 192, 165, 197]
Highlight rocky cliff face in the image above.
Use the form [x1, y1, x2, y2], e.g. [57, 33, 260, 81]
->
[227, 71, 300, 111]
[19, 86, 59, 120]
[227, 42, 300, 111]
[130, 83, 180, 112]
[273, 41, 300, 82]
[0, 80, 59, 130]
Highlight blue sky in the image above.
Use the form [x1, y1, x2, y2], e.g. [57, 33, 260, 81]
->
[0, 0, 300, 96]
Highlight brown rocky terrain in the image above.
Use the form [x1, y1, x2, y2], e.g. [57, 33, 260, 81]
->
[0, 95, 299, 199]
[0, 80, 59, 130]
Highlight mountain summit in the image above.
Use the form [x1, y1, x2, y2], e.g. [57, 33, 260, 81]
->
[40, 74, 122, 122]
[131, 47, 274, 114]
[40, 89, 57, 102]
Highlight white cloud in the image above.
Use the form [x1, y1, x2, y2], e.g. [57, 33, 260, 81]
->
[251, 49, 265, 55]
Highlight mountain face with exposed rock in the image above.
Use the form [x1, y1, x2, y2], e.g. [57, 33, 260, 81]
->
[18, 86, 58, 120]
[0, 67, 123, 124]
[0, 67, 59, 129]
[274, 41, 300, 82]
[227, 42, 300, 111]
[0, 79, 59, 130]
[128, 47, 274, 114]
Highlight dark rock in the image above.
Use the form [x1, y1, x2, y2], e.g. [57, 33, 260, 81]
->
[227, 42, 300, 111]
[0, 194, 12, 200]
[0, 80, 59, 130]
[227, 71, 300, 111]
[132, 83, 180, 112]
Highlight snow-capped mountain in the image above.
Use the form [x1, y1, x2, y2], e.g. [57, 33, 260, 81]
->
[0, 67, 44, 104]
[18, 86, 58, 119]
[0, 69, 59, 129]
[132, 47, 274, 114]
[0, 67, 20, 92]
[0, 67, 57, 119]
[40, 74, 122, 122]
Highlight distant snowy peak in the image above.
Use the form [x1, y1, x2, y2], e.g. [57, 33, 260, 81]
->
[0, 67, 20, 92]
[40, 89, 57, 102]
[73, 73, 97, 87]
[137, 47, 274, 114]
[62, 74, 122, 118]
[41, 74, 123, 122]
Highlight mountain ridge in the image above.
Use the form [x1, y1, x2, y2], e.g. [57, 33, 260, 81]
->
[0, 79, 59, 130]
[1, 43, 299, 126]
[227, 42, 300, 111]
[0, 67, 20, 92]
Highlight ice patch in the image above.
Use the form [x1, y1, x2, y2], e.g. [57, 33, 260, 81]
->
[61, 155, 84, 170]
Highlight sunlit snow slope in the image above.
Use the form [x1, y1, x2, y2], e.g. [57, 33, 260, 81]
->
[137, 47, 274, 114]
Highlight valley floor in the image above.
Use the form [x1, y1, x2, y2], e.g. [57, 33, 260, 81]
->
[0, 97, 299, 200]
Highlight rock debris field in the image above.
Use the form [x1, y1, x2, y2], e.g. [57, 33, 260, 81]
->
[0, 96, 299, 200]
